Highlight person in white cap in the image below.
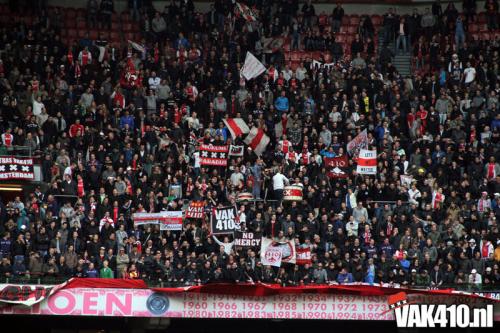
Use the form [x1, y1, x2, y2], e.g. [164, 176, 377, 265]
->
[468, 268, 482, 286]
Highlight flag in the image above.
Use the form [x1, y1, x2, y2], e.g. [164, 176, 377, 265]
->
[244, 127, 270, 156]
[260, 238, 296, 267]
[357, 149, 377, 175]
[186, 201, 205, 219]
[296, 247, 312, 265]
[199, 144, 229, 166]
[346, 129, 369, 157]
[223, 118, 250, 139]
[235, 2, 257, 22]
[128, 40, 146, 54]
[323, 155, 349, 179]
[240, 52, 266, 80]
[229, 145, 244, 157]
[263, 37, 285, 54]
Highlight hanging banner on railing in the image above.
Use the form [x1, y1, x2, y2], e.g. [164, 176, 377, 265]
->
[0, 156, 35, 180]
[0, 284, 498, 320]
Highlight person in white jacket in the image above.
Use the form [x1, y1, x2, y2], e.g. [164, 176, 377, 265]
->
[213, 235, 234, 255]
[468, 269, 482, 286]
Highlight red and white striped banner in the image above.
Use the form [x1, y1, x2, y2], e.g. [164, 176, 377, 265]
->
[356, 149, 377, 175]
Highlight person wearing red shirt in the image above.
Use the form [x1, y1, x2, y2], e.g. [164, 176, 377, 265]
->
[69, 119, 84, 138]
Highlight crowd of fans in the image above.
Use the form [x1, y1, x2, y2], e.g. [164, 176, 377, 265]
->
[0, 0, 499, 288]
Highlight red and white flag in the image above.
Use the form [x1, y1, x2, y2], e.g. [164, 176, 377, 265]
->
[199, 144, 229, 166]
[356, 149, 377, 175]
[244, 127, 270, 156]
[235, 2, 257, 22]
[296, 247, 312, 265]
[347, 129, 369, 157]
[223, 118, 250, 139]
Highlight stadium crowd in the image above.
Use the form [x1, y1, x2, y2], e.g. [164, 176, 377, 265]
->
[0, 0, 500, 288]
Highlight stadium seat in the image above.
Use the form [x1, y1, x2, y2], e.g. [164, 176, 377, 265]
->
[122, 23, 133, 32]
[66, 8, 76, 19]
[77, 29, 87, 38]
[64, 18, 76, 28]
[67, 29, 77, 39]
[110, 30, 120, 41]
[76, 20, 87, 29]
[347, 25, 357, 34]
[350, 16, 360, 26]
[89, 29, 99, 40]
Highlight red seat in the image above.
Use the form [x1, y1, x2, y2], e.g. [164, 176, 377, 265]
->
[111, 13, 120, 22]
[122, 22, 133, 32]
[350, 16, 360, 26]
[65, 18, 76, 28]
[77, 29, 87, 38]
[347, 25, 357, 34]
[291, 51, 300, 61]
[67, 29, 77, 39]
[89, 29, 99, 40]
[66, 9, 76, 19]
[99, 31, 110, 39]
[110, 30, 120, 40]
[121, 12, 131, 22]
[124, 32, 136, 41]
[312, 51, 321, 60]
[76, 20, 86, 29]
[111, 22, 120, 30]
[341, 16, 349, 25]
[482, 32, 490, 40]
[75, 8, 86, 18]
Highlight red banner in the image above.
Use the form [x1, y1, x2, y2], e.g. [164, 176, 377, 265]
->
[324, 155, 349, 178]
[296, 247, 312, 265]
[186, 201, 205, 219]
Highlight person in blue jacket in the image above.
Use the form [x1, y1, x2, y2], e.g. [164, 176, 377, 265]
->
[274, 91, 289, 114]
[337, 267, 354, 284]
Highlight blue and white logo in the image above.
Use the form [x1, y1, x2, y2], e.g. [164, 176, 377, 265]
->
[146, 293, 170, 316]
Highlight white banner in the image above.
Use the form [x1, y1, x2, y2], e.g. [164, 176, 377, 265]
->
[346, 129, 368, 157]
[241, 52, 266, 80]
[133, 211, 183, 230]
[260, 238, 296, 267]
[356, 149, 377, 175]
